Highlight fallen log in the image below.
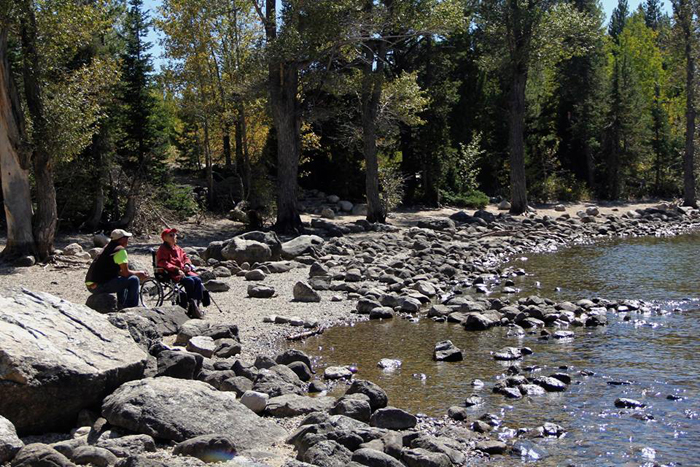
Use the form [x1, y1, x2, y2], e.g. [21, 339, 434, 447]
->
[286, 327, 325, 341]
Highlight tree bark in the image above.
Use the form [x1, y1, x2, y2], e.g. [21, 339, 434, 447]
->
[508, 65, 528, 214]
[223, 130, 232, 169]
[80, 126, 109, 231]
[266, 0, 303, 233]
[203, 115, 215, 207]
[235, 102, 251, 199]
[118, 195, 137, 227]
[0, 29, 35, 259]
[19, 0, 57, 260]
[681, 0, 697, 207]
[361, 0, 388, 224]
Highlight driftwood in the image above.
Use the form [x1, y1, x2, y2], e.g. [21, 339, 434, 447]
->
[286, 326, 325, 341]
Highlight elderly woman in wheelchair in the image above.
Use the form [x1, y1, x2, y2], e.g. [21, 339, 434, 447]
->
[141, 228, 205, 318]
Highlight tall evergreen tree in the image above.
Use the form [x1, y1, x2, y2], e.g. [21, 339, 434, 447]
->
[672, 0, 698, 206]
[643, 0, 663, 30]
[609, 0, 629, 40]
[116, 0, 164, 226]
[555, 0, 607, 190]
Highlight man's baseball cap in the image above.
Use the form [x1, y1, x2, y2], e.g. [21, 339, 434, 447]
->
[161, 228, 178, 239]
[110, 229, 133, 241]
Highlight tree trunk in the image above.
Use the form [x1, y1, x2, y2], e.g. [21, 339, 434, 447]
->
[270, 65, 303, 232]
[204, 116, 215, 207]
[584, 144, 595, 191]
[0, 30, 35, 259]
[118, 195, 137, 227]
[362, 36, 387, 224]
[235, 102, 251, 199]
[80, 126, 109, 231]
[19, 0, 57, 260]
[681, 2, 697, 207]
[399, 124, 418, 203]
[266, 0, 303, 233]
[223, 130, 232, 169]
[422, 36, 439, 207]
[508, 66, 528, 215]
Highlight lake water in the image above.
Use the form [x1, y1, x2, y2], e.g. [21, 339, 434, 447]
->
[292, 232, 700, 466]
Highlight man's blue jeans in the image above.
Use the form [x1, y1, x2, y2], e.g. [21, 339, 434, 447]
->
[90, 276, 140, 308]
[180, 275, 204, 302]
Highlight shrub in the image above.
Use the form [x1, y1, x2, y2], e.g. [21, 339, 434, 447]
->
[440, 189, 489, 209]
[158, 184, 200, 218]
[379, 165, 405, 213]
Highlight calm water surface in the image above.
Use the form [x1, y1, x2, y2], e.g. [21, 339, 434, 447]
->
[292, 232, 700, 466]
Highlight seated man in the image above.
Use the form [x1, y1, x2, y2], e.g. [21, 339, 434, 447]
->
[85, 229, 148, 308]
[156, 228, 205, 318]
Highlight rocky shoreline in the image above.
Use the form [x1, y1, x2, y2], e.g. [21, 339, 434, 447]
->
[1, 202, 699, 467]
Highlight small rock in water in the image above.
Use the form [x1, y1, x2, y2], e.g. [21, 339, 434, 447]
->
[550, 373, 572, 384]
[433, 340, 463, 362]
[667, 394, 683, 401]
[412, 373, 427, 381]
[464, 395, 483, 407]
[512, 440, 549, 460]
[615, 398, 646, 409]
[494, 347, 523, 361]
[552, 330, 574, 339]
[631, 412, 655, 421]
[471, 379, 485, 388]
[537, 422, 566, 438]
[377, 358, 402, 370]
[607, 380, 633, 386]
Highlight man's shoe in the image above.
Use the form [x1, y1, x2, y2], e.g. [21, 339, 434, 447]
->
[188, 300, 203, 319]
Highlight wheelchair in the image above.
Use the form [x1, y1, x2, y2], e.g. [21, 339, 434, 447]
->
[139, 248, 186, 309]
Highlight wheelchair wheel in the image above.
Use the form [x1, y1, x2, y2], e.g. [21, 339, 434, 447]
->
[140, 279, 164, 308]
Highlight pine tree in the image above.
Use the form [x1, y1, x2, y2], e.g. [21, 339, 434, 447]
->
[118, 0, 157, 168]
[609, 0, 630, 41]
[643, 0, 663, 30]
[555, 0, 607, 190]
[115, 0, 166, 226]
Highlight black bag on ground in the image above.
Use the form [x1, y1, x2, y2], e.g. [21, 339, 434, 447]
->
[202, 290, 211, 307]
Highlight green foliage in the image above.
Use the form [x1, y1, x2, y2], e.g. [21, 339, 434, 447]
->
[443, 134, 484, 195]
[440, 189, 489, 208]
[158, 183, 200, 218]
[378, 165, 405, 213]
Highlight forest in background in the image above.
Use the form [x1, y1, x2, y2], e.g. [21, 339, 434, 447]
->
[0, 0, 698, 260]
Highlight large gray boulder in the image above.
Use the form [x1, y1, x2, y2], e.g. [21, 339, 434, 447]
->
[102, 377, 287, 451]
[0, 290, 148, 435]
[130, 305, 190, 336]
[265, 394, 336, 417]
[107, 312, 161, 351]
[370, 407, 417, 430]
[346, 380, 388, 411]
[221, 237, 272, 264]
[281, 235, 324, 259]
[0, 415, 23, 463]
[252, 365, 305, 397]
[238, 231, 282, 260]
